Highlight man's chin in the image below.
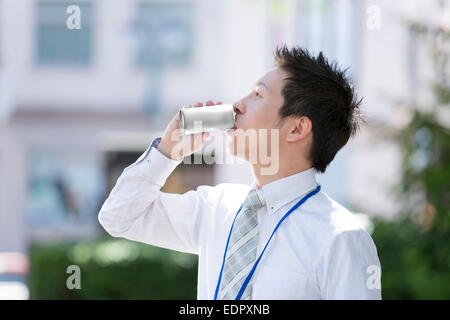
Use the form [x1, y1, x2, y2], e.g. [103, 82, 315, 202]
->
[226, 128, 236, 137]
[226, 140, 248, 160]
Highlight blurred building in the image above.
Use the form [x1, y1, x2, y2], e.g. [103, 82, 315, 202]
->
[0, 0, 440, 264]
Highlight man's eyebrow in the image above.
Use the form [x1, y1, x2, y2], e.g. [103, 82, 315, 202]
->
[253, 81, 270, 93]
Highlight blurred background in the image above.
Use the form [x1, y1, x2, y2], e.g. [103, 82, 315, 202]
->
[0, 0, 448, 299]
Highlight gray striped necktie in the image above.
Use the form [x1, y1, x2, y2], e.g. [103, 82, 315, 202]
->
[218, 188, 265, 300]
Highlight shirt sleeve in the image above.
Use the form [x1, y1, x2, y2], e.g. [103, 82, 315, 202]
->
[316, 229, 382, 300]
[98, 137, 216, 255]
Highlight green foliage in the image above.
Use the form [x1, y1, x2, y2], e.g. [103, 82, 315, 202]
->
[372, 217, 450, 299]
[371, 15, 450, 299]
[28, 237, 198, 299]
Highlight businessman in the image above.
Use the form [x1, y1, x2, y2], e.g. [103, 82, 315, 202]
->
[98, 46, 382, 300]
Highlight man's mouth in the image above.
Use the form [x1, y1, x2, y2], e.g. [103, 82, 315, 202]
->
[229, 119, 238, 131]
[227, 123, 237, 135]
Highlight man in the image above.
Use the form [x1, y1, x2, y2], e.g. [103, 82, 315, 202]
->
[98, 46, 382, 300]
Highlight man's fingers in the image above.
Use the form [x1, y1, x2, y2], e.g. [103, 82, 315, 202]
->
[187, 101, 221, 108]
[191, 133, 204, 150]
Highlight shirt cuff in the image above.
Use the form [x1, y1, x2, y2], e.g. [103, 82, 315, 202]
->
[134, 137, 182, 186]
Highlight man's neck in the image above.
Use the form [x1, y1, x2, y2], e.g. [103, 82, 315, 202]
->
[250, 160, 313, 189]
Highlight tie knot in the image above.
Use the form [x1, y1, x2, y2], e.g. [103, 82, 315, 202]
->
[243, 189, 265, 211]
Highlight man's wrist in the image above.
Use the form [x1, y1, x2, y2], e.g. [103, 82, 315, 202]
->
[157, 139, 183, 161]
[151, 136, 162, 149]
[156, 140, 172, 159]
[134, 137, 182, 185]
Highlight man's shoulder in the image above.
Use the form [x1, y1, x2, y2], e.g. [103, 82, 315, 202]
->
[196, 182, 251, 208]
[300, 190, 367, 238]
[214, 182, 251, 203]
[197, 182, 250, 194]
[295, 191, 377, 266]
[213, 182, 251, 192]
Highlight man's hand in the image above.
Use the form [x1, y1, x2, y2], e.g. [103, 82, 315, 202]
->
[158, 100, 222, 160]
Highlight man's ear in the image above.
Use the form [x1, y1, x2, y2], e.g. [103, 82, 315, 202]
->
[285, 116, 312, 143]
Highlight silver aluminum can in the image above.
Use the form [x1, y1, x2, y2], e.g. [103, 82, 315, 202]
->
[179, 104, 236, 135]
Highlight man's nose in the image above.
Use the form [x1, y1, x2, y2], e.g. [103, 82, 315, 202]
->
[233, 101, 245, 115]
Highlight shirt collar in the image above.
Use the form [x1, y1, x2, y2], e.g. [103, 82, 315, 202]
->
[254, 167, 318, 216]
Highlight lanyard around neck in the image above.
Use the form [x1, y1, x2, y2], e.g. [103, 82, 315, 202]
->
[213, 184, 321, 300]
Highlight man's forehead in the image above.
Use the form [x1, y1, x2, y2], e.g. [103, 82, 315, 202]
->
[255, 67, 287, 91]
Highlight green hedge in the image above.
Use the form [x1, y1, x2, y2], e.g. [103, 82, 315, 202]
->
[371, 217, 450, 300]
[29, 219, 450, 299]
[28, 237, 198, 299]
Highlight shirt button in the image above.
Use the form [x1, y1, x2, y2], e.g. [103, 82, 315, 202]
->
[146, 159, 151, 164]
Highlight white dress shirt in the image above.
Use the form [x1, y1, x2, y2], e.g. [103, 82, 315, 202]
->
[98, 140, 382, 300]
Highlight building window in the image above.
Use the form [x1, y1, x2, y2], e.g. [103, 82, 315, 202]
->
[295, 0, 361, 73]
[35, 1, 92, 65]
[25, 149, 104, 230]
[134, 2, 194, 68]
[104, 150, 214, 204]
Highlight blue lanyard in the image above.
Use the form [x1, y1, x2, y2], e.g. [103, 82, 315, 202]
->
[213, 184, 321, 300]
